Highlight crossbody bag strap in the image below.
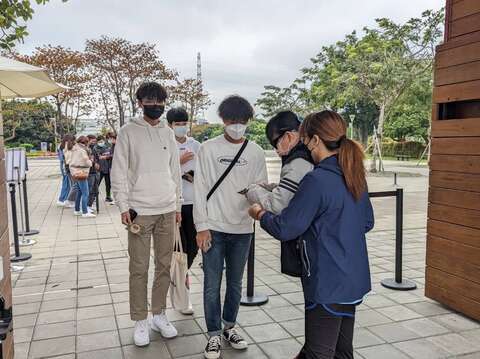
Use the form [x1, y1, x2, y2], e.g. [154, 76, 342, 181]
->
[207, 139, 249, 201]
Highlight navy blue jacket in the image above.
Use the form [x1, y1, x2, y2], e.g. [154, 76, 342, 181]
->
[260, 155, 374, 306]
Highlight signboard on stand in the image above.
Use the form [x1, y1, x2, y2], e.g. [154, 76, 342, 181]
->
[5, 149, 27, 184]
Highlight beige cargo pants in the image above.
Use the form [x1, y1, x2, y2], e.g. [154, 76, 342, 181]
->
[128, 211, 175, 321]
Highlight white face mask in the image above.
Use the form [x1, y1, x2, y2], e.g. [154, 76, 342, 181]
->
[174, 126, 188, 138]
[225, 123, 247, 140]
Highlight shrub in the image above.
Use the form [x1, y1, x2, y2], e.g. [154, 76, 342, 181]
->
[19, 143, 34, 152]
[367, 138, 425, 158]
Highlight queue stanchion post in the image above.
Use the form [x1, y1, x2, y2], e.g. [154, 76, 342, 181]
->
[380, 188, 416, 291]
[9, 183, 32, 266]
[241, 222, 269, 306]
[18, 174, 39, 236]
[15, 168, 36, 246]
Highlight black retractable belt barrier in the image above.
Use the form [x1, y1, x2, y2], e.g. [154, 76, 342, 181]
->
[9, 183, 32, 262]
[370, 188, 416, 291]
[18, 174, 39, 236]
[240, 222, 269, 306]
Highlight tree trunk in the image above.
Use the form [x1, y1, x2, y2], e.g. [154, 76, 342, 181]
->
[369, 103, 386, 172]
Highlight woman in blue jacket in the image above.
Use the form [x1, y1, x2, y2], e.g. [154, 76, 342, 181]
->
[249, 110, 374, 359]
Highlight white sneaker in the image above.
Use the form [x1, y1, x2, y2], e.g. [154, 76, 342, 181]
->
[204, 335, 221, 359]
[133, 319, 150, 347]
[73, 210, 82, 216]
[65, 201, 75, 208]
[181, 306, 194, 315]
[88, 206, 96, 213]
[151, 312, 178, 338]
[56, 200, 65, 206]
[82, 212, 96, 218]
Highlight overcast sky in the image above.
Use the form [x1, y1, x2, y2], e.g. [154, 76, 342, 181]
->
[18, 0, 444, 122]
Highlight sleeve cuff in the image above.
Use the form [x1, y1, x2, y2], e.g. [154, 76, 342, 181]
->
[117, 201, 129, 214]
[196, 223, 209, 232]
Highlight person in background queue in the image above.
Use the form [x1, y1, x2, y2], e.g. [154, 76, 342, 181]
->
[167, 107, 200, 315]
[96, 134, 114, 205]
[87, 134, 99, 213]
[70, 136, 96, 218]
[111, 81, 182, 347]
[57, 134, 75, 206]
[249, 110, 374, 359]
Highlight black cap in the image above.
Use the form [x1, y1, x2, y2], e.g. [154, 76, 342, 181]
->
[266, 111, 301, 147]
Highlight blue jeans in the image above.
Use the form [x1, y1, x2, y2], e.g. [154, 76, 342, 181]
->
[74, 180, 89, 214]
[202, 230, 252, 336]
[58, 174, 71, 202]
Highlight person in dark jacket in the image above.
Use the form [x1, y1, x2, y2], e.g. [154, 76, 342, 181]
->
[97, 134, 114, 203]
[249, 110, 374, 359]
[87, 135, 99, 212]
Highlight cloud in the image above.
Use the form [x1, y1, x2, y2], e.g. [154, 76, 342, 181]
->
[19, 0, 444, 122]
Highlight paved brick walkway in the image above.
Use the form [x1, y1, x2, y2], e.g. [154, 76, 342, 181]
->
[9, 158, 480, 359]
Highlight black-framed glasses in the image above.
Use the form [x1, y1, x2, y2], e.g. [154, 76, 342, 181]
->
[271, 134, 283, 149]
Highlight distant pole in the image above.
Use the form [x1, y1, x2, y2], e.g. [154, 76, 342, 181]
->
[349, 114, 355, 139]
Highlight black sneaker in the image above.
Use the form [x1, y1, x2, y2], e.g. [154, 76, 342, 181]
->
[223, 328, 248, 350]
[204, 335, 221, 359]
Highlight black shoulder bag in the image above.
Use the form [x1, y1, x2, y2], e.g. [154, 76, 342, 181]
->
[207, 139, 249, 201]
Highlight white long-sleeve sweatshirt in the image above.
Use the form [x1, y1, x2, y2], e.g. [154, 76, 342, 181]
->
[193, 135, 268, 234]
[111, 117, 182, 215]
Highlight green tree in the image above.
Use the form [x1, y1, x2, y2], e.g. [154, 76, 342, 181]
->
[0, 0, 67, 50]
[255, 79, 309, 119]
[338, 9, 443, 171]
[246, 119, 270, 149]
[2, 99, 57, 147]
[384, 71, 432, 142]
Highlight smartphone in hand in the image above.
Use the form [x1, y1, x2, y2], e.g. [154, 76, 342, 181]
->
[129, 209, 138, 222]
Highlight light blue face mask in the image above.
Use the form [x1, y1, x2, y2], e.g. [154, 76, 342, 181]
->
[174, 125, 188, 138]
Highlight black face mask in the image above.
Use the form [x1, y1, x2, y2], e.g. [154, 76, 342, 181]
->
[143, 104, 165, 120]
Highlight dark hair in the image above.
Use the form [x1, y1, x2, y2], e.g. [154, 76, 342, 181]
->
[87, 134, 96, 140]
[60, 134, 74, 150]
[106, 131, 116, 139]
[96, 135, 105, 141]
[166, 107, 189, 124]
[300, 110, 367, 201]
[266, 111, 301, 147]
[218, 95, 254, 123]
[77, 135, 89, 146]
[136, 81, 168, 102]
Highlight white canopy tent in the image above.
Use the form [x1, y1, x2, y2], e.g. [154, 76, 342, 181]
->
[0, 56, 65, 139]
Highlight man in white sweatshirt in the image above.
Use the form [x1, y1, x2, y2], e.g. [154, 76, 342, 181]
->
[194, 95, 268, 359]
[111, 82, 182, 347]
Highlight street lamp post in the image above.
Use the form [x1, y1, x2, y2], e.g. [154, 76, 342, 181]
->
[349, 114, 355, 140]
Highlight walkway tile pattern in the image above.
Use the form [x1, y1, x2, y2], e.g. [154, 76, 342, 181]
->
[9, 159, 480, 358]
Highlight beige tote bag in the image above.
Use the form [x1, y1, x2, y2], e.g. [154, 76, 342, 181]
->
[169, 225, 189, 310]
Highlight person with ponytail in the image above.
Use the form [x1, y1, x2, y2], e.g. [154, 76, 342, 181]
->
[248, 110, 374, 359]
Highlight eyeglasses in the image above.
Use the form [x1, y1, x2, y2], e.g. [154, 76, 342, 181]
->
[271, 134, 284, 149]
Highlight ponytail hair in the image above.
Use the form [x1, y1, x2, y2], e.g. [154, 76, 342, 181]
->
[301, 110, 367, 201]
[338, 137, 367, 201]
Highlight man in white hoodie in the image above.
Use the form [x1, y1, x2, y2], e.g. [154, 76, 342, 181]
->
[194, 95, 268, 359]
[111, 82, 182, 347]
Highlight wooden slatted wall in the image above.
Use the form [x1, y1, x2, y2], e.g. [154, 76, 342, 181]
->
[0, 130, 14, 358]
[426, 0, 480, 321]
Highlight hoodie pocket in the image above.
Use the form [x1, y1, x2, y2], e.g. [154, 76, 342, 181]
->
[130, 171, 176, 207]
